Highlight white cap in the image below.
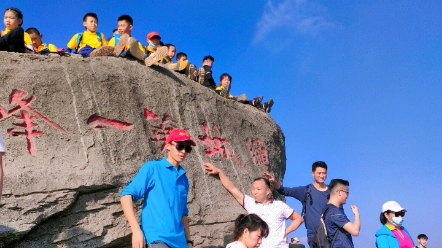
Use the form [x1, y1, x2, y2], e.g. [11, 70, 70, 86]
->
[382, 201, 406, 212]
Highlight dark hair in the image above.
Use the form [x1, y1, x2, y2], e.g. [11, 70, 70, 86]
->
[118, 14, 133, 25]
[165, 43, 175, 49]
[329, 179, 349, 192]
[176, 52, 187, 60]
[220, 73, 232, 82]
[417, 234, 428, 240]
[25, 27, 41, 35]
[312, 161, 328, 172]
[233, 214, 269, 241]
[83, 12, 98, 22]
[203, 55, 215, 62]
[5, 7, 23, 26]
[112, 28, 118, 33]
[380, 212, 388, 225]
[253, 177, 271, 189]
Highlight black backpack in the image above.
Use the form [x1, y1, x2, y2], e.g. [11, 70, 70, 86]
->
[312, 206, 340, 248]
[301, 185, 312, 216]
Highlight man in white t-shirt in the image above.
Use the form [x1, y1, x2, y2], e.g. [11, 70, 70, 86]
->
[0, 132, 6, 203]
[205, 163, 304, 248]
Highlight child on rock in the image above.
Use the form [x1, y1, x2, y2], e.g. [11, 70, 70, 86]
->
[0, 7, 32, 53]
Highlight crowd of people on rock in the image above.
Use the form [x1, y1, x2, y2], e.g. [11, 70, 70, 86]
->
[0, 6, 431, 248]
[0, 8, 274, 113]
[0, 128, 431, 248]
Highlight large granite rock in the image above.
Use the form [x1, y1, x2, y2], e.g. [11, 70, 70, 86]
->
[0, 52, 286, 247]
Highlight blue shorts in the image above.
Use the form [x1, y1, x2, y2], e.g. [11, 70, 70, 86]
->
[78, 45, 95, 57]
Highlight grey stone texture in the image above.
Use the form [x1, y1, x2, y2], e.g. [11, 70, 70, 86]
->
[0, 52, 286, 247]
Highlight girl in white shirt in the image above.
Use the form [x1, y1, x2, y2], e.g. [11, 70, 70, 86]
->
[226, 214, 269, 248]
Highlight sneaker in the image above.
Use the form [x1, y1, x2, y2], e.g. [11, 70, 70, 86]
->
[90, 46, 114, 57]
[144, 46, 168, 66]
[251, 96, 263, 107]
[220, 86, 229, 97]
[128, 37, 146, 61]
[263, 98, 274, 113]
[177, 60, 189, 71]
[186, 64, 197, 80]
[236, 94, 248, 102]
[169, 60, 189, 72]
[198, 67, 206, 85]
[113, 34, 129, 57]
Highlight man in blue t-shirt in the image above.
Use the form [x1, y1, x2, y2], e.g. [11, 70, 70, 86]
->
[265, 161, 330, 248]
[324, 179, 360, 248]
[120, 129, 196, 248]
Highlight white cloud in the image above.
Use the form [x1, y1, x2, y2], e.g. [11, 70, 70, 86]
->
[254, 0, 336, 43]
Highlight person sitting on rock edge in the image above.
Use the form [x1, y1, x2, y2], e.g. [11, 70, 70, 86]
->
[25, 27, 58, 55]
[161, 48, 198, 80]
[144, 31, 168, 67]
[198, 55, 216, 90]
[226, 213, 270, 248]
[175, 52, 198, 81]
[204, 163, 304, 248]
[107, 15, 146, 61]
[216, 73, 275, 113]
[66, 12, 114, 57]
[120, 129, 195, 248]
[0, 7, 32, 53]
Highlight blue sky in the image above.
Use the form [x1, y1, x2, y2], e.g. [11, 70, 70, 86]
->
[3, 0, 441, 246]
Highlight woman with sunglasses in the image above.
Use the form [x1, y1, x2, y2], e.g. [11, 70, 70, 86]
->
[375, 201, 414, 248]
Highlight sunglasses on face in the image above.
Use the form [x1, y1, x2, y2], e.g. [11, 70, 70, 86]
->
[173, 143, 192, 153]
[388, 211, 405, 217]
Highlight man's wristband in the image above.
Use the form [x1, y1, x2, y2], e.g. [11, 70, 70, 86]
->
[187, 240, 194, 245]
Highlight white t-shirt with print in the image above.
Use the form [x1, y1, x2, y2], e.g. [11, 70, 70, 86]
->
[226, 241, 247, 248]
[244, 195, 294, 248]
[0, 132, 6, 153]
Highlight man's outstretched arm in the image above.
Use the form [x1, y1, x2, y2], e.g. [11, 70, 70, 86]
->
[204, 163, 245, 206]
[263, 171, 305, 200]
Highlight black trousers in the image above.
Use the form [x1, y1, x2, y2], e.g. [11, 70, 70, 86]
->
[0, 27, 25, 53]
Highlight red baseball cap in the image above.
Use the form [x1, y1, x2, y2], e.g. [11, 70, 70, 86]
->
[166, 129, 196, 146]
[147, 32, 161, 40]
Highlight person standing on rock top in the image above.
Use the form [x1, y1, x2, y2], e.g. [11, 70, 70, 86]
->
[0, 131, 6, 203]
[120, 129, 196, 248]
[204, 163, 304, 248]
[264, 161, 330, 248]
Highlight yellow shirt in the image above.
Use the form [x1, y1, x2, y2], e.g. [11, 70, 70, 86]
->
[108, 36, 146, 54]
[147, 46, 156, 54]
[3, 28, 32, 45]
[67, 31, 106, 51]
[35, 43, 58, 53]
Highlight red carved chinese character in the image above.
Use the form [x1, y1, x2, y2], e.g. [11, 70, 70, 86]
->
[144, 109, 177, 150]
[246, 138, 269, 167]
[87, 114, 133, 131]
[198, 123, 246, 172]
[1, 90, 67, 156]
